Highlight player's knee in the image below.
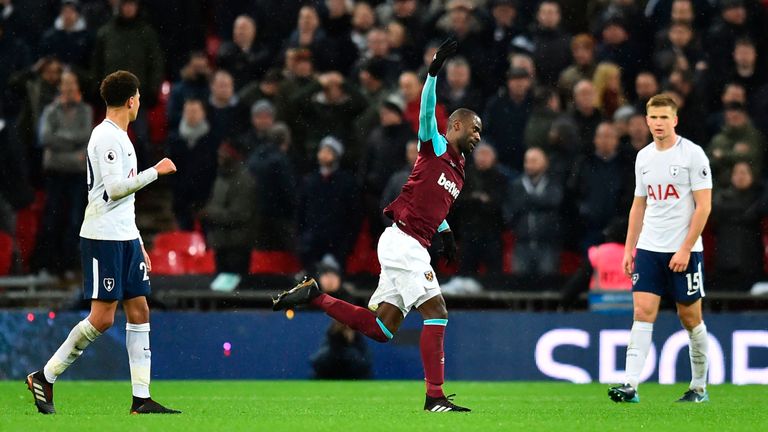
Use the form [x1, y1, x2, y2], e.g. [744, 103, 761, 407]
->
[678, 313, 701, 330]
[90, 315, 114, 333]
[633, 306, 654, 322]
[127, 305, 150, 324]
[434, 307, 448, 320]
[422, 308, 447, 321]
[419, 298, 448, 320]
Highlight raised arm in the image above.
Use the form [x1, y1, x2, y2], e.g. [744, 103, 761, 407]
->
[419, 39, 457, 150]
[418, 75, 439, 143]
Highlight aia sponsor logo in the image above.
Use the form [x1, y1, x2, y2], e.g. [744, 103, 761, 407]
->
[437, 172, 460, 199]
[647, 184, 680, 200]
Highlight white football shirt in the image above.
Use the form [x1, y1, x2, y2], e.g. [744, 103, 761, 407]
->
[634, 136, 712, 253]
[80, 119, 155, 240]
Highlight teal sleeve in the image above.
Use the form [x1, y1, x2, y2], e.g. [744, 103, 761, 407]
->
[437, 220, 450, 232]
[417, 75, 447, 156]
[418, 75, 437, 142]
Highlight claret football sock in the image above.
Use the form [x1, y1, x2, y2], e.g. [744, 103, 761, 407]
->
[421, 319, 447, 399]
[311, 294, 392, 342]
[43, 318, 102, 383]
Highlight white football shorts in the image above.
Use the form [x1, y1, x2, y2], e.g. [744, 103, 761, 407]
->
[369, 225, 441, 316]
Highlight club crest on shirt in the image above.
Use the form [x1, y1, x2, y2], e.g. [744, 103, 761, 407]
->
[103, 277, 115, 292]
[631, 273, 639, 286]
[105, 149, 117, 164]
[669, 165, 680, 178]
[424, 271, 434, 282]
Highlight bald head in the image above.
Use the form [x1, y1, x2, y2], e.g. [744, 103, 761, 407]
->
[573, 79, 595, 113]
[448, 107, 478, 125]
[446, 108, 482, 154]
[233, 15, 256, 48]
[593, 121, 619, 157]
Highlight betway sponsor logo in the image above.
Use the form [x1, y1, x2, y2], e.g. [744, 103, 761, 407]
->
[437, 172, 460, 199]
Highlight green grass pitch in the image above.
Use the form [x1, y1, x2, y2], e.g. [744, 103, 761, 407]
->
[1, 381, 766, 431]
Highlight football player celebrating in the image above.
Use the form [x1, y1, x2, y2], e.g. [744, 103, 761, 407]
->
[273, 39, 481, 412]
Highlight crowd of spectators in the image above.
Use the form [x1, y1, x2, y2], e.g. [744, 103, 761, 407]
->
[1, 0, 768, 291]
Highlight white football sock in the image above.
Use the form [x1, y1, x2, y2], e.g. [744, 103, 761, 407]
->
[43, 318, 102, 383]
[126, 323, 151, 398]
[688, 322, 709, 391]
[625, 321, 654, 389]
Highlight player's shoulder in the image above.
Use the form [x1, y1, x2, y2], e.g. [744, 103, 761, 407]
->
[418, 137, 438, 157]
[91, 121, 124, 144]
[679, 136, 704, 150]
[635, 142, 655, 161]
[678, 136, 708, 159]
[89, 121, 126, 162]
[91, 120, 117, 138]
[90, 120, 107, 134]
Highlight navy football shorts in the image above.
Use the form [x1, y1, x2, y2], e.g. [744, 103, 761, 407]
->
[632, 248, 705, 303]
[81, 237, 151, 301]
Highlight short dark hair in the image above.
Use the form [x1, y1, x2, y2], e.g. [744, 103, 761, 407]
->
[99, 70, 140, 107]
[734, 37, 755, 49]
[184, 97, 206, 111]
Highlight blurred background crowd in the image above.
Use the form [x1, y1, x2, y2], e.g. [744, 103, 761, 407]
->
[0, 0, 767, 293]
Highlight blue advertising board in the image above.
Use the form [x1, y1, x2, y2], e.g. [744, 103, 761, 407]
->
[1, 311, 766, 383]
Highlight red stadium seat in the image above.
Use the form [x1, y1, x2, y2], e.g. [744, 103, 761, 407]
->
[249, 251, 301, 275]
[148, 249, 185, 275]
[153, 231, 207, 256]
[559, 250, 583, 275]
[147, 81, 170, 145]
[149, 250, 216, 276]
[346, 219, 380, 275]
[150, 231, 214, 275]
[0, 231, 13, 275]
[502, 231, 515, 274]
[15, 190, 46, 271]
[436, 258, 458, 276]
[186, 250, 216, 274]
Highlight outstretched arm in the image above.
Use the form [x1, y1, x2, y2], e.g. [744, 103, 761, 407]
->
[418, 75, 439, 143]
[418, 39, 457, 148]
[99, 148, 176, 201]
